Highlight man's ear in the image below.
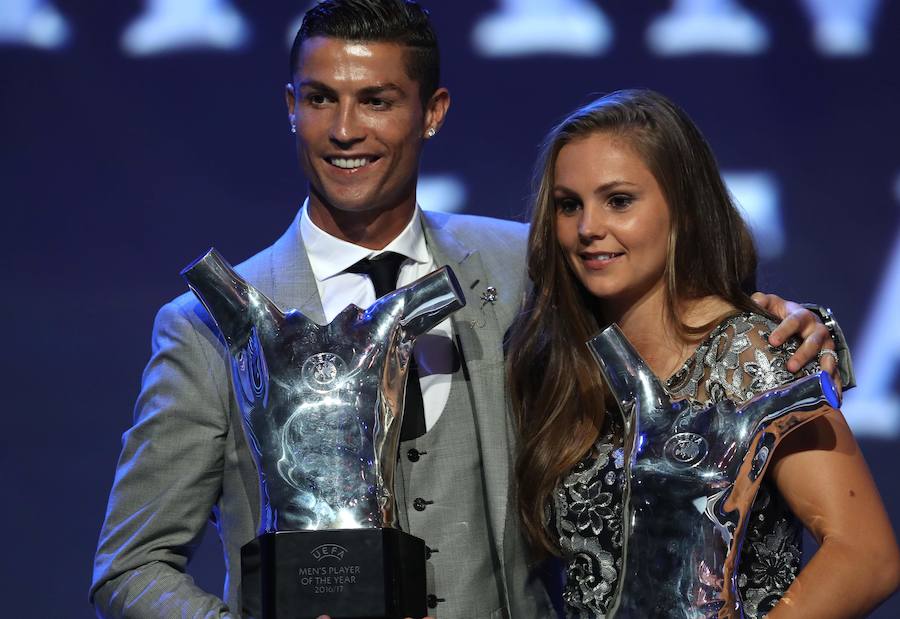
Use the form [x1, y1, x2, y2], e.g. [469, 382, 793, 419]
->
[285, 82, 297, 121]
[285, 83, 298, 133]
[423, 87, 450, 138]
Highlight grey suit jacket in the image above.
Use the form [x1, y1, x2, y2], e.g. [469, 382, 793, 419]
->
[91, 209, 548, 618]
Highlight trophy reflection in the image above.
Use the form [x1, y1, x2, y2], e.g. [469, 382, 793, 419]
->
[588, 324, 839, 618]
[182, 248, 466, 619]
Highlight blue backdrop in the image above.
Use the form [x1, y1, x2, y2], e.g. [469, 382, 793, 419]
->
[3, 1, 899, 616]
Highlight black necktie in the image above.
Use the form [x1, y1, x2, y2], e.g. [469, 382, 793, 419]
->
[347, 252, 427, 441]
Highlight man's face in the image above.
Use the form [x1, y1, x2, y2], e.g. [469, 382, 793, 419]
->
[286, 37, 439, 218]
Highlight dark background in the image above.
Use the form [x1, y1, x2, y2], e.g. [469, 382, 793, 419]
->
[2, 1, 899, 616]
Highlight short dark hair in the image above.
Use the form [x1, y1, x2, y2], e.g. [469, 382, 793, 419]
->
[290, 0, 440, 106]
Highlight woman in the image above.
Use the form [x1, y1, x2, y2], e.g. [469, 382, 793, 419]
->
[507, 89, 900, 618]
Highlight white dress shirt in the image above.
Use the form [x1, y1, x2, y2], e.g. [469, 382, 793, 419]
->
[299, 199, 454, 430]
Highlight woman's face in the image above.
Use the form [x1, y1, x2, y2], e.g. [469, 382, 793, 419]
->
[554, 131, 671, 311]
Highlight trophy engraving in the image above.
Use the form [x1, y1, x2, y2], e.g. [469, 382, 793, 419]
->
[302, 352, 345, 391]
[587, 324, 840, 618]
[181, 248, 466, 618]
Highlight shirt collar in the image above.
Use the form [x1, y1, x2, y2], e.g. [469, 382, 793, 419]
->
[299, 197, 430, 283]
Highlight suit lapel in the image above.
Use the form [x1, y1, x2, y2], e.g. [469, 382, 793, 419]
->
[422, 211, 512, 566]
[266, 210, 326, 324]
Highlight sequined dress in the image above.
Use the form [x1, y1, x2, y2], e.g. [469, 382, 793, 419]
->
[551, 312, 817, 618]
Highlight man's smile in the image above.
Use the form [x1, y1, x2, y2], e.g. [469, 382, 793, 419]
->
[323, 155, 382, 173]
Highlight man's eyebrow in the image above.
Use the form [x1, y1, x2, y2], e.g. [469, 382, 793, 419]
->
[297, 79, 337, 94]
[296, 81, 406, 99]
[358, 83, 406, 98]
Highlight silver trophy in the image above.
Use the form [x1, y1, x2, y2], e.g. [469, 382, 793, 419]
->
[181, 248, 466, 619]
[587, 324, 839, 618]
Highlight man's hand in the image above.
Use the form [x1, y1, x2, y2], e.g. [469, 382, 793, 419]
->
[752, 292, 841, 395]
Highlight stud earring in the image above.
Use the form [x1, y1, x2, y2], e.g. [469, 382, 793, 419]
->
[425, 127, 436, 138]
[291, 124, 297, 134]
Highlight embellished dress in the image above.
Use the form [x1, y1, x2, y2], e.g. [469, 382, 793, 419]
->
[551, 312, 818, 618]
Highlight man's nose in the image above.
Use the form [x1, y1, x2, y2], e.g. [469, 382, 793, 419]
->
[329, 105, 364, 148]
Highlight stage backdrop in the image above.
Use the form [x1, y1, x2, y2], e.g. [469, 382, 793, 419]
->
[2, 1, 899, 616]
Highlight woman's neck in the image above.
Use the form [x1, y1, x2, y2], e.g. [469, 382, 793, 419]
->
[610, 289, 734, 380]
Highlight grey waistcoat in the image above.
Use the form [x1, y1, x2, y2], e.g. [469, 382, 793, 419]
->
[394, 343, 503, 618]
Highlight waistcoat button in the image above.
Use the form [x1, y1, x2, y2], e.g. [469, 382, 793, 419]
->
[413, 497, 433, 511]
[427, 594, 446, 608]
[407, 448, 424, 462]
[425, 546, 439, 560]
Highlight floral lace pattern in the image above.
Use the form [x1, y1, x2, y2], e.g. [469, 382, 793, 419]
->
[551, 430, 625, 617]
[551, 312, 814, 618]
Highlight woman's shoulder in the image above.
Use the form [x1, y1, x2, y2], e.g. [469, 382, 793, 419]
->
[668, 311, 817, 404]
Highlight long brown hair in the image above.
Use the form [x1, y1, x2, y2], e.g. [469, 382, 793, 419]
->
[508, 89, 762, 556]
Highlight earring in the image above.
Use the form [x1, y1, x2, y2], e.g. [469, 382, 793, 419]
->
[291, 124, 297, 134]
[425, 127, 436, 138]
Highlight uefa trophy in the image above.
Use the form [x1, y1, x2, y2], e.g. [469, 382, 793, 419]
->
[181, 248, 466, 619]
[587, 324, 840, 618]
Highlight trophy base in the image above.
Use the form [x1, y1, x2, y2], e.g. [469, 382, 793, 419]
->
[241, 528, 427, 619]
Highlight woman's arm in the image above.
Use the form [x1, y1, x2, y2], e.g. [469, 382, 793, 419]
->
[766, 409, 900, 618]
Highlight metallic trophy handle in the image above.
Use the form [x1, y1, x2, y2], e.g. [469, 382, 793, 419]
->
[182, 248, 283, 352]
[587, 323, 839, 618]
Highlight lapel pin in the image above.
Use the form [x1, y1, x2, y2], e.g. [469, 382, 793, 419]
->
[470, 286, 498, 328]
[480, 286, 498, 307]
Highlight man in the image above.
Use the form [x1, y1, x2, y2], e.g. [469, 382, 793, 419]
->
[91, 1, 844, 617]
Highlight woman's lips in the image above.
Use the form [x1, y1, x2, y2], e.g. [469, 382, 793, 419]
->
[580, 251, 624, 270]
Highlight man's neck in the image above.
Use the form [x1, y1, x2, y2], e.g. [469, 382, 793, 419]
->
[307, 196, 417, 250]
